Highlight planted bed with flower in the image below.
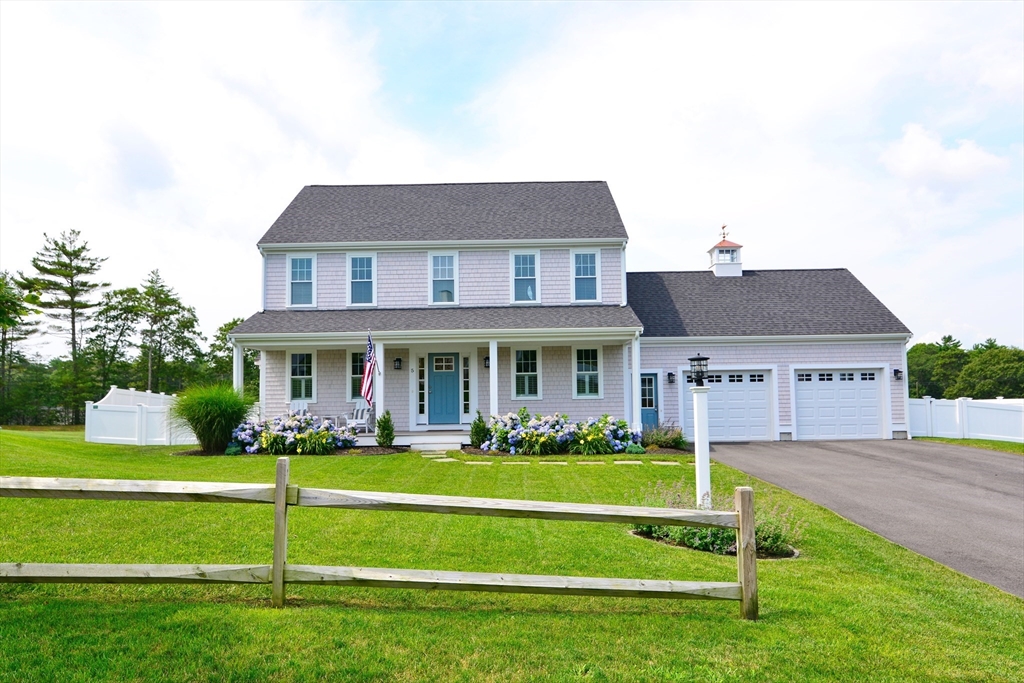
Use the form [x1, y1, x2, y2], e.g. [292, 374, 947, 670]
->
[479, 407, 642, 455]
[229, 412, 357, 455]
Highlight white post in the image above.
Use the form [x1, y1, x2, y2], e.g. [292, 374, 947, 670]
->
[258, 350, 266, 420]
[375, 341, 385, 427]
[691, 385, 712, 509]
[630, 335, 642, 431]
[489, 340, 498, 418]
[84, 402, 93, 442]
[232, 343, 244, 393]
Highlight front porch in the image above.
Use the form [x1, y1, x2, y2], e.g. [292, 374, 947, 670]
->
[355, 430, 468, 452]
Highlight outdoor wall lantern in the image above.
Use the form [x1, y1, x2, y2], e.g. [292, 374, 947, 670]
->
[687, 354, 709, 387]
[893, 368, 903, 380]
[484, 356, 490, 368]
[667, 372, 677, 384]
[393, 357, 402, 370]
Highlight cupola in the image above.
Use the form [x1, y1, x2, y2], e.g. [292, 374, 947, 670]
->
[708, 226, 742, 277]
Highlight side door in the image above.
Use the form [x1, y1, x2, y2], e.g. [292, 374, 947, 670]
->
[640, 373, 659, 431]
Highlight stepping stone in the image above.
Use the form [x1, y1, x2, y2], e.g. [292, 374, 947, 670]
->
[421, 453, 447, 458]
[614, 460, 643, 465]
[576, 461, 605, 465]
[651, 461, 681, 466]
[502, 461, 531, 465]
[464, 461, 492, 465]
[539, 461, 568, 465]
[431, 458, 459, 463]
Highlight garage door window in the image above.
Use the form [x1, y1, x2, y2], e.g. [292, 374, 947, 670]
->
[797, 373, 812, 382]
[728, 374, 743, 383]
[749, 374, 764, 383]
[818, 373, 833, 382]
[839, 372, 854, 381]
[707, 374, 722, 383]
[861, 372, 875, 381]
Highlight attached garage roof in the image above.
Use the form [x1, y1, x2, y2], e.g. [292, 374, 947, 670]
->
[627, 269, 910, 337]
[231, 305, 642, 336]
[259, 181, 629, 245]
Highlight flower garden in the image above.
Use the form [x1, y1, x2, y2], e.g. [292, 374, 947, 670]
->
[229, 412, 357, 455]
[480, 408, 643, 455]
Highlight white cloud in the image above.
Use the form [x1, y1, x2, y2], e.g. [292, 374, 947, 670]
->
[880, 124, 1008, 194]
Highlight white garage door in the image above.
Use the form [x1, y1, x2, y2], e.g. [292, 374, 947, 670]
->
[795, 370, 882, 439]
[683, 372, 772, 442]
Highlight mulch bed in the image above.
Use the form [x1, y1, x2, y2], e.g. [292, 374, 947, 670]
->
[173, 446, 409, 457]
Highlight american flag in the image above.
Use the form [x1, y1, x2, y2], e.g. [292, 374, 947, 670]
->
[360, 332, 377, 404]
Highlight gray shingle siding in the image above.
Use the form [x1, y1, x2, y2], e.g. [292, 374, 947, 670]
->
[627, 270, 910, 337]
[259, 182, 629, 245]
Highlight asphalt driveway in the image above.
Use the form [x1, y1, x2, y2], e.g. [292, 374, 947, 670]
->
[710, 440, 1024, 598]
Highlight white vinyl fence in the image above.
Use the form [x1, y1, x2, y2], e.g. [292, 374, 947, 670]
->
[85, 386, 197, 446]
[908, 397, 1024, 443]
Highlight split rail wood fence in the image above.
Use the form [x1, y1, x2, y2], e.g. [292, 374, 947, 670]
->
[0, 458, 758, 620]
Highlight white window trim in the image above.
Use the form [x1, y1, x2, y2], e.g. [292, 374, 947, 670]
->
[510, 346, 543, 400]
[347, 348, 369, 403]
[569, 249, 602, 303]
[509, 250, 541, 305]
[286, 254, 317, 309]
[347, 252, 377, 307]
[572, 345, 603, 399]
[285, 349, 317, 403]
[427, 251, 459, 306]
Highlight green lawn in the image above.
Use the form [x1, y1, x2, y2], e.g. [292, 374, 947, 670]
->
[915, 436, 1024, 455]
[1, 431, 1021, 682]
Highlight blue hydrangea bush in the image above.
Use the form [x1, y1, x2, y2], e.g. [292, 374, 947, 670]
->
[230, 412, 358, 455]
[481, 407, 641, 455]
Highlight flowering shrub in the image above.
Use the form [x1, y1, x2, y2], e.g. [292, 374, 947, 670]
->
[480, 408, 640, 455]
[230, 412, 357, 455]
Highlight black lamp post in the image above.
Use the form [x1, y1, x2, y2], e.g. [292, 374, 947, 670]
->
[688, 354, 709, 387]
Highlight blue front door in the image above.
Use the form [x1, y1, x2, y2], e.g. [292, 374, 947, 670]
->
[640, 374, 659, 432]
[428, 353, 460, 424]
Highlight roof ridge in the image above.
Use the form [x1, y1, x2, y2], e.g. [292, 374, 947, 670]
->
[305, 180, 608, 189]
[627, 268, 852, 274]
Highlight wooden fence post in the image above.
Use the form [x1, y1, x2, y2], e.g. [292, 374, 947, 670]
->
[735, 486, 758, 621]
[272, 457, 290, 607]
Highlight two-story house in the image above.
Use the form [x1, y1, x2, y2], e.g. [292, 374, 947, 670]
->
[228, 181, 912, 449]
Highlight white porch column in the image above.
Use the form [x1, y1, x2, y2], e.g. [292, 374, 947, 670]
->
[630, 335, 642, 430]
[232, 343, 244, 393]
[258, 350, 266, 419]
[375, 341, 385, 420]
[691, 385, 712, 509]
[489, 340, 498, 418]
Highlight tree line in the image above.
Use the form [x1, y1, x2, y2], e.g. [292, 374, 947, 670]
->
[1, 230, 257, 425]
[907, 335, 1023, 400]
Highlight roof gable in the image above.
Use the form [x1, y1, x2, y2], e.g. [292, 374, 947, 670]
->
[627, 269, 910, 337]
[259, 181, 629, 246]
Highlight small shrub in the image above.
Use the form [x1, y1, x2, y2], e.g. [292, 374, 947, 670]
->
[641, 424, 687, 450]
[224, 443, 243, 456]
[625, 442, 646, 455]
[171, 384, 251, 455]
[376, 410, 395, 448]
[470, 411, 489, 447]
[631, 481, 807, 558]
[295, 428, 335, 455]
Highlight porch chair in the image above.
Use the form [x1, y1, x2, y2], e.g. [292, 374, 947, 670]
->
[346, 406, 375, 434]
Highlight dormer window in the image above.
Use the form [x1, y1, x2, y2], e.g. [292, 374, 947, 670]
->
[716, 249, 738, 263]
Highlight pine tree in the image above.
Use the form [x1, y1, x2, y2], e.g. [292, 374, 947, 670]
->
[16, 231, 107, 423]
[139, 270, 205, 393]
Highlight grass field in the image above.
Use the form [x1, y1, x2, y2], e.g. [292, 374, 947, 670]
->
[915, 436, 1024, 455]
[1, 430, 1022, 682]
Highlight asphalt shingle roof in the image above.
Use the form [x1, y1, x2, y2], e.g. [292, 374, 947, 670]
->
[258, 182, 629, 245]
[627, 269, 910, 337]
[231, 305, 642, 336]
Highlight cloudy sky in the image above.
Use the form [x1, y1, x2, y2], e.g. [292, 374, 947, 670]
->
[2, 1, 1021, 356]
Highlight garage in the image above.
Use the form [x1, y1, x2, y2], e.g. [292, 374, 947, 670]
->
[682, 371, 773, 442]
[794, 369, 883, 439]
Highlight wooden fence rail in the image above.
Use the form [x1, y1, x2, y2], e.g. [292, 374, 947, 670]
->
[0, 459, 758, 620]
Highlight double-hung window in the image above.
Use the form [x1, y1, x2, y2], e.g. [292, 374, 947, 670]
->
[290, 352, 313, 401]
[289, 256, 314, 306]
[514, 349, 540, 398]
[431, 253, 457, 304]
[572, 252, 599, 302]
[350, 351, 365, 400]
[349, 255, 375, 305]
[574, 348, 601, 398]
[512, 253, 538, 302]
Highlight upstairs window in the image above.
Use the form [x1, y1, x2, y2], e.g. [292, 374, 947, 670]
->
[289, 256, 314, 306]
[717, 249, 738, 263]
[290, 353, 313, 400]
[431, 254, 456, 303]
[573, 252, 598, 301]
[512, 253, 538, 302]
[349, 255, 374, 305]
